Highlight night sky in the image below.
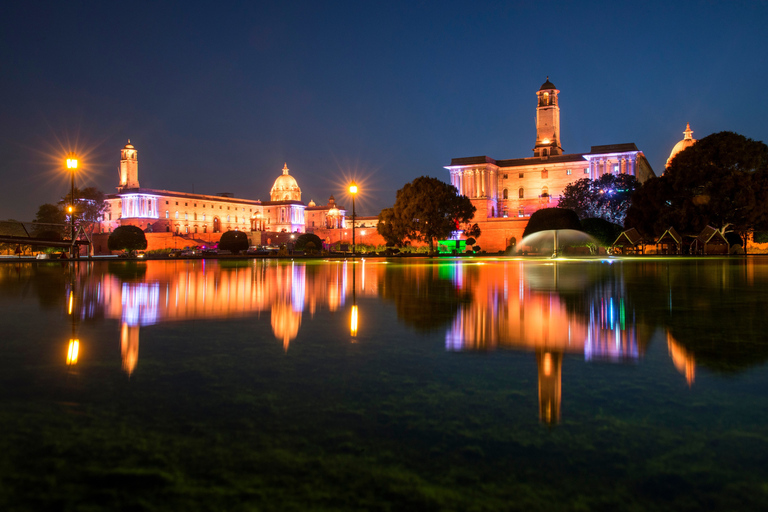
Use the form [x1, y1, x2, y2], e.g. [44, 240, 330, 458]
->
[2, 1, 767, 221]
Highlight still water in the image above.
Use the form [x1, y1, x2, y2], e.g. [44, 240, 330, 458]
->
[1, 257, 767, 511]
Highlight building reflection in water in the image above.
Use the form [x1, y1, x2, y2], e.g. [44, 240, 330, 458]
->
[667, 332, 695, 387]
[75, 260, 378, 374]
[444, 261, 650, 425]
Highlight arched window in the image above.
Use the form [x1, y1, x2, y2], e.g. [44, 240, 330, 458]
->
[502, 188, 508, 199]
[227, 215, 231, 222]
[203, 225, 207, 233]
[541, 169, 548, 179]
[184, 212, 188, 220]
[165, 211, 169, 219]
[541, 186, 549, 197]
[519, 188, 524, 199]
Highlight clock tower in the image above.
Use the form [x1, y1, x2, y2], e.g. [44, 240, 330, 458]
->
[118, 140, 140, 190]
[533, 78, 563, 157]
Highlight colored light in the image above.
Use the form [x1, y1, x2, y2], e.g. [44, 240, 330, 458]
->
[66, 157, 78, 169]
[350, 305, 358, 337]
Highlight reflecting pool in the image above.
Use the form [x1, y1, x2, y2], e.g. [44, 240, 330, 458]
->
[1, 257, 767, 510]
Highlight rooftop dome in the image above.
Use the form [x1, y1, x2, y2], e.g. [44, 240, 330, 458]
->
[665, 123, 697, 169]
[539, 77, 557, 91]
[270, 163, 301, 202]
[308, 199, 316, 207]
[123, 139, 135, 149]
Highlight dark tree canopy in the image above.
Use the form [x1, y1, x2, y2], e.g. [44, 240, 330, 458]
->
[295, 233, 323, 252]
[626, 131, 768, 238]
[32, 203, 67, 238]
[558, 174, 639, 225]
[219, 230, 249, 254]
[580, 218, 623, 247]
[522, 208, 582, 238]
[59, 187, 108, 238]
[377, 176, 476, 252]
[108, 226, 148, 253]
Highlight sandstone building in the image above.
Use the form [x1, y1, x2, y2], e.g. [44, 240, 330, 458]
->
[446, 78, 656, 251]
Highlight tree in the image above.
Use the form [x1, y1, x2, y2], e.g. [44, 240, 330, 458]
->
[558, 174, 639, 225]
[377, 176, 476, 253]
[108, 226, 147, 254]
[463, 223, 481, 239]
[580, 217, 623, 249]
[60, 187, 108, 238]
[295, 233, 323, 252]
[218, 230, 249, 254]
[626, 131, 768, 239]
[31, 203, 66, 237]
[522, 208, 582, 238]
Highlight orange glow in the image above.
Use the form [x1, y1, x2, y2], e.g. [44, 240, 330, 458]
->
[68, 291, 74, 315]
[542, 138, 550, 144]
[667, 332, 695, 386]
[120, 323, 139, 376]
[66, 157, 78, 169]
[349, 182, 358, 195]
[67, 339, 79, 365]
[543, 352, 552, 376]
[350, 305, 358, 337]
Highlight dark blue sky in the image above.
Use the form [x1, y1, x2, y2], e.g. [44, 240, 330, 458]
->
[2, 1, 767, 221]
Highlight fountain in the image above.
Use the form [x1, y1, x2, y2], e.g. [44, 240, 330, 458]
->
[514, 229, 598, 257]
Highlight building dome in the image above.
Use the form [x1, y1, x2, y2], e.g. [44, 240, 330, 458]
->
[270, 163, 301, 202]
[308, 199, 316, 207]
[666, 123, 697, 169]
[539, 77, 557, 91]
[123, 139, 135, 149]
[327, 206, 340, 217]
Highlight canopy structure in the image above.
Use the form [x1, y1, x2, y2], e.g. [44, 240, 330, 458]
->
[690, 226, 728, 255]
[612, 228, 645, 255]
[656, 227, 683, 255]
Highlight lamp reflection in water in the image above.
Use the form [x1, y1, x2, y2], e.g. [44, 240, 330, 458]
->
[536, 351, 562, 425]
[66, 339, 80, 366]
[350, 259, 358, 339]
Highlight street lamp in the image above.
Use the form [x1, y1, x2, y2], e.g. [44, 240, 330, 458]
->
[349, 181, 357, 257]
[66, 154, 78, 257]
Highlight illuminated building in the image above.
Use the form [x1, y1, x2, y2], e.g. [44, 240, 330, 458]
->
[445, 78, 656, 251]
[99, 143, 347, 247]
[665, 123, 697, 169]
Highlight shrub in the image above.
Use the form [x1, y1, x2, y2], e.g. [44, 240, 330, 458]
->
[108, 226, 148, 254]
[219, 231, 249, 254]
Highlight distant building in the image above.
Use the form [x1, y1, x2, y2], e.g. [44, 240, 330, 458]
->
[100, 142, 347, 240]
[446, 78, 656, 251]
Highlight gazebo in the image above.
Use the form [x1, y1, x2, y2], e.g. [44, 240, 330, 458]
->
[612, 228, 645, 255]
[656, 227, 683, 255]
[690, 226, 728, 255]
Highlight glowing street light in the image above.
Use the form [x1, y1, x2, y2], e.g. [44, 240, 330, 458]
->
[66, 154, 78, 257]
[350, 305, 358, 338]
[349, 181, 358, 257]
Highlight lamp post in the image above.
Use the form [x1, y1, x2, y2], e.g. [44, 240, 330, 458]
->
[66, 154, 78, 257]
[349, 181, 357, 257]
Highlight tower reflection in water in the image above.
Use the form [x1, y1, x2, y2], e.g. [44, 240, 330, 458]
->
[444, 261, 648, 425]
[67, 259, 696, 418]
[77, 261, 362, 375]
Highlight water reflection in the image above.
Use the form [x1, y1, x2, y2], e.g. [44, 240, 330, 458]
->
[4, 258, 768, 420]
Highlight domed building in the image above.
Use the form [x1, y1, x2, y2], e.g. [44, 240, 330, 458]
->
[665, 123, 697, 170]
[270, 163, 302, 201]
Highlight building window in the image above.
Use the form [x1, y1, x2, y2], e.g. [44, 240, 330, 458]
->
[185, 226, 189, 234]
[203, 214, 206, 221]
[518, 209, 524, 218]
[220, 206, 222, 209]
[203, 225, 207, 233]
[542, 148, 548, 156]
[185, 212, 188, 220]
[585, 169, 590, 174]
[185, 203, 188, 206]
[566, 169, 572, 175]
[541, 169, 548, 179]
[519, 172, 524, 178]
[176, 202, 178, 205]
[109, 213, 112, 221]
[194, 213, 197, 220]
[175, 211, 179, 219]
[614, 165, 619, 173]
[503, 174, 508, 179]
[194, 203, 197, 207]
[519, 188, 524, 199]
[502, 188, 508, 199]
[165, 211, 169, 219]
[166, 201, 169, 204]
[195, 226, 198, 233]
[227, 215, 230, 222]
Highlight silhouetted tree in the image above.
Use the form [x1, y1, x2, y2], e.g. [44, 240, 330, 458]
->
[218, 230, 249, 254]
[377, 176, 476, 253]
[626, 131, 768, 239]
[558, 174, 638, 225]
[108, 225, 147, 254]
[522, 208, 582, 238]
[295, 233, 323, 252]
